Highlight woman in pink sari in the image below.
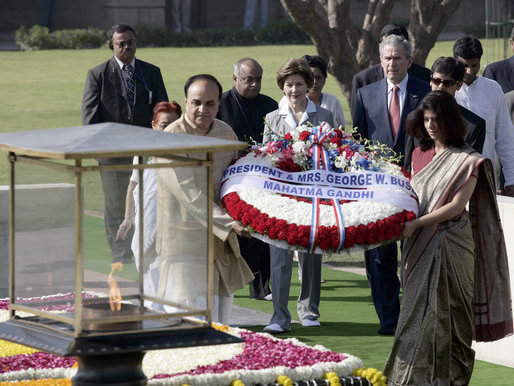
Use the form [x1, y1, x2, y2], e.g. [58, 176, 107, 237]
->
[384, 91, 512, 385]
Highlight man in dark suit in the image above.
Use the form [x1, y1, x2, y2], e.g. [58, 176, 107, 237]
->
[216, 57, 277, 300]
[483, 26, 514, 93]
[352, 34, 430, 335]
[82, 24, 168, 263]
[217, 58, 277, 144]
[350, 24, 431, 118]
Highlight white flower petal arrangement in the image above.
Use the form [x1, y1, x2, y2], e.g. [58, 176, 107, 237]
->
[0, 299, 365, 385]
[221, 124, 418, 254]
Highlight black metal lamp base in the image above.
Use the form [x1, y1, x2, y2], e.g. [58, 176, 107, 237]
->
[73, 352, 147, 385]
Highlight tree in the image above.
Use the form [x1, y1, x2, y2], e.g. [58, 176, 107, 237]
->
[279, 0, 464, 104]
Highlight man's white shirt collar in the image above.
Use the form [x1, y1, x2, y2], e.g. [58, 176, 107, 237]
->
[114, 56, 136, 70]
[386, 74, 409, 93]
[386, 74, 408, 114]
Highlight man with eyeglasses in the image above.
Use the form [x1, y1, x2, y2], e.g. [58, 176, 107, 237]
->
[81, 24, 169, 264]
[453, 36, 514, 197]
[216, 58, 277, 301]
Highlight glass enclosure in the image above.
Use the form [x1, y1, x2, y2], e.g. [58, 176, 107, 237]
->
[0, 123, 245, 338]
[10, 156, 210, 336]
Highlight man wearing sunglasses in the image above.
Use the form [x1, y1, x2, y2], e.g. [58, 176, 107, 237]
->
[430, 57, 485, 153]
[82, 24, 169, 264]
[405, 57, 486, 169]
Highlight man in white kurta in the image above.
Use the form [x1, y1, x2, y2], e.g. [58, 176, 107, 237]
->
[156, 75, 253, 324]
[453, 36, 514, 196]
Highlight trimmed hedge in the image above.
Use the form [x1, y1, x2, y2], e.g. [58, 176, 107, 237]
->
[14, 21, 311, 50]
[135, 20, 311, 47]
[14, 25, 105, 50]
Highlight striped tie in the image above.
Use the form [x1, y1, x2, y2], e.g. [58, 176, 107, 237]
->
[124, 64, 135, 109]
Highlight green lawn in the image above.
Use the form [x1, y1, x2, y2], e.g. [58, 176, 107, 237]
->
[233, 262, 514, 385]
[84, 215, 139, 280]
[1, 41, 513, 383]
[0, 39, 503, 133]
[0, 41, 504, 208]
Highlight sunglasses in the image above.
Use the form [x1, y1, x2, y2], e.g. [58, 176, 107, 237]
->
[430, 77, 456, 87]
[114, 39, 136, 48]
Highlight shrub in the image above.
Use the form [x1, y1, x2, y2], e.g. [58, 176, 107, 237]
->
[14, 20, 310, 50]
[132, 24, 172, 47]
[14, 25, 105, 50]
[52, 28, 105, 49]
[135, 20, 310, 47]
[14, 25, 58, 50]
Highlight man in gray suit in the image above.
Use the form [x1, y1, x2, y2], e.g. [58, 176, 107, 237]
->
[352, 34, 430, 335]
[82, 24, 168, 263]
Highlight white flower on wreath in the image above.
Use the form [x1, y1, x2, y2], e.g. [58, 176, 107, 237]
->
[292, 140, 309, 156]
[349, 151, 364, 170]
[334, 155, 348, 170]
[374, 159, 403, 176]
[326, 142, 339, 152]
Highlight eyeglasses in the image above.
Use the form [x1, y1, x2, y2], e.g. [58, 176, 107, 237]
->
[114, 39, 136, 48]
[430, 77, 456, 87]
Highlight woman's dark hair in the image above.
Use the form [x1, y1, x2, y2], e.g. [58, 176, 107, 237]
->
[301, 55, 328, 78]
[276, 58, 314, 90]
[406, 90, 466, 151]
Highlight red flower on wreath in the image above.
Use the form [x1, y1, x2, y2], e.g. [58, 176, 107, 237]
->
[330, 137, 342, 147]
[221, 192, 415, 253]
[338, 144, 354, 158]
[277, 158, 303, 172]
[299, 130, 311, 141]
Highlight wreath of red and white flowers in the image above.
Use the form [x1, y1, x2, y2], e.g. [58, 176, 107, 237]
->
[221, 123, 418, 254]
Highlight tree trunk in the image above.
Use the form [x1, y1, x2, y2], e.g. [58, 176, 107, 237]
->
[280, 0, 464, 104]
[409, 0, 464, 64]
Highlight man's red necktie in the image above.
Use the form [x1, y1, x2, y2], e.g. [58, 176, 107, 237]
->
[389, 85, 400, 139]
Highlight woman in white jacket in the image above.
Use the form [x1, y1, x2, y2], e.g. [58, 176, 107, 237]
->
[263, 58, 333, 333]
